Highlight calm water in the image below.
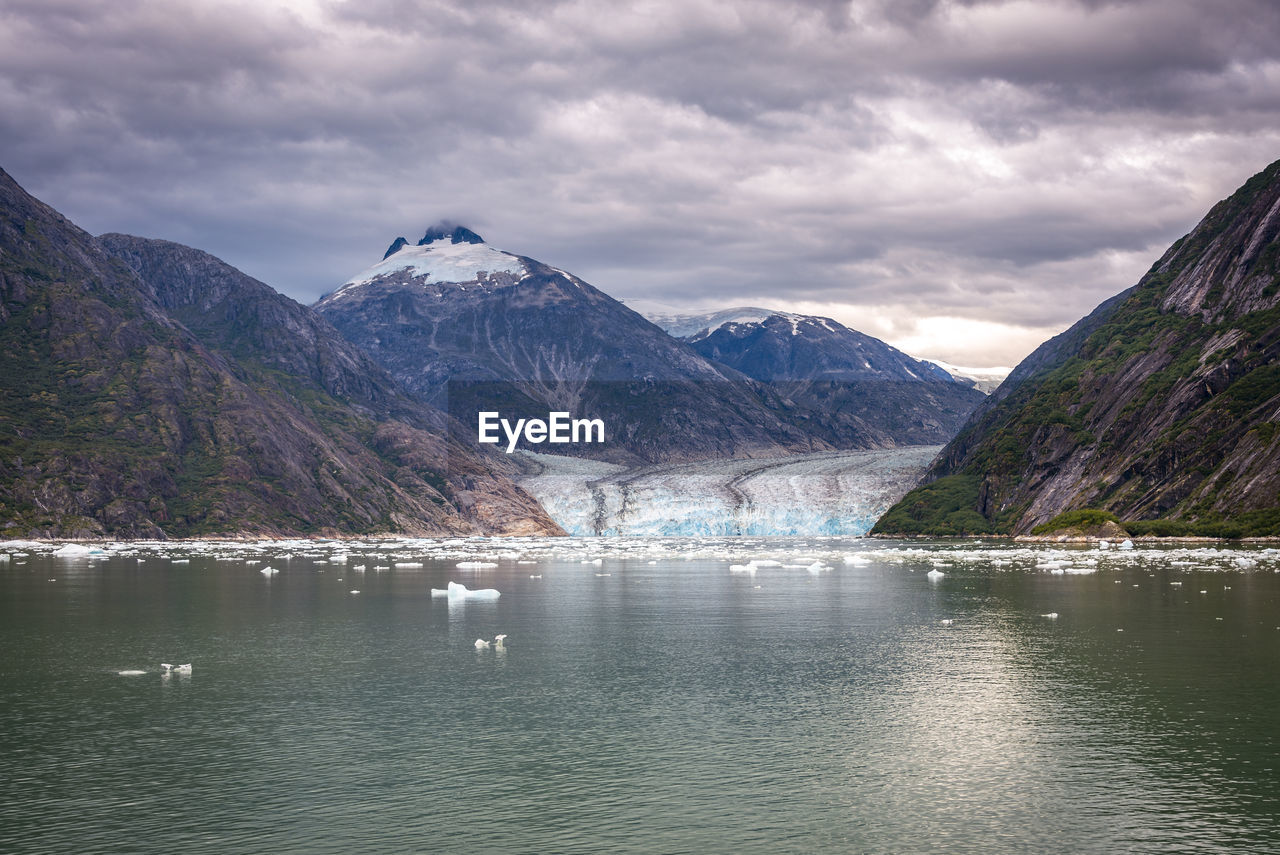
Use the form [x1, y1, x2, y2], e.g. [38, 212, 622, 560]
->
[2, 538, 1279, 854]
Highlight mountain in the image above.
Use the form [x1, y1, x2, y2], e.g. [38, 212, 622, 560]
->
[874, 158, 1280, 537]
[0, 168, 559, 538]
[924, 360, 1009, 395]
[314, 228, 878, 464]
[642, 306, 987, 445]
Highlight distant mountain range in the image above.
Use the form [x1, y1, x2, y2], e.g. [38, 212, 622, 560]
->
[875, 158, 1280, 538]
[0, 170, 560, 538]
[640, 305, 987, 446]
[314, 229, 985, 463]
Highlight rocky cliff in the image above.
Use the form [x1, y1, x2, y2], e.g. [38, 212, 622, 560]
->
[0, 169, 560, 538]
[874, 158, 1280, 537]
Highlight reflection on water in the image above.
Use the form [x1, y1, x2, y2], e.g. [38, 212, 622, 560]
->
[1, 538, 1279, 853]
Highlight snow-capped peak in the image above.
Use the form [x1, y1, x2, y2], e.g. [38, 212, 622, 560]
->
[327, 233, 527, 300]
[636, 305, 814, 339]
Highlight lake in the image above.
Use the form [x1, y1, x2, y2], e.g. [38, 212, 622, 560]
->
[2, 537, 1279, 853]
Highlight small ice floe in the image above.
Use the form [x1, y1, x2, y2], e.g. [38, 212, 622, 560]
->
[940, 619, 954, 626]
[118, 669, 147, 677]
[1170, 581, 1183, 587]
[595, 573, 611, 577]
[1118, 539, 1134, 550]
[172, 559, 190, 564]
[843, 555, 870, 566]
[260, 566, 278, 576]
[331, 554, 349, 564]
[1200, 590, 1208, 594]
[349, 589, 360, 595]
[517, 560, 537, 565]
[729, 564, 756, 575]
[494, 634, 507, 649]
[926, 569, 946, 582]
[456, 561, 497, 569]
[1098, 541, 1110, 550]
[431, 581, 500, 601]
[374, 565, 390, 571]
[475, 638, 490, 650]
[161, 663, 192, 675]
[529, 574, 542, 579]
[52, 544, 92, 557]
[807, 562, 829, 574]
[1040, 612, 1060, 619]
[353, 565, 366, 572]
[395, 562, 424, 568]
[580, 558, 603, 566]
[752, 560, 781, 568]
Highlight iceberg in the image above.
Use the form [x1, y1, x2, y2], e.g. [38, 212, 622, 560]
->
[431, 581, 500, 601]
[516, 447, 939, 536]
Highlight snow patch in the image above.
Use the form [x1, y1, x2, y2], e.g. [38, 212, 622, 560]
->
[330, 238, 526, 297]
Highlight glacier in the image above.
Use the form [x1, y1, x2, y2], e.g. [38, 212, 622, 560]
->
[515, 447, 941, 536]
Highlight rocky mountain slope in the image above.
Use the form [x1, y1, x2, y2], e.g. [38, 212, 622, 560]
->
[0, 169, 559, 538]
[644, 307, 987, 445]
[874, 159, 1280, 537]
[314, 228, 882, 464]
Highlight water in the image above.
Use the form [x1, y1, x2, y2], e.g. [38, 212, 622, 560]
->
[3, 538, 1280, 853]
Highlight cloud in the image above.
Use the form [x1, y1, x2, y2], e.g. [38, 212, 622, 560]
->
[2, 0, 1279, 366]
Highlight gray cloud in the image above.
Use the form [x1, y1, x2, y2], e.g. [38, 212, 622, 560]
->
[2, 0, 1279, 365]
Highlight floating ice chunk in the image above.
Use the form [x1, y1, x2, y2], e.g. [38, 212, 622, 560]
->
[431, 581, 500, 601]
[1118, 539, 1134, 550]
[1040, 612, 1059, 619]
[751, 560, 781, 567]
[926, 569, 945, 581]
[118, 670, 146, 676]
[172, 559, 190, 564]
[729, 564, 756, 574]
[1064, 567, 1097, 575]
[161, 663, 192, 675]
[53, 544, 92, 557]
[260, 566, 278, 576]
[1098, 541, 1110, 550]
[353, 565, 366, 572]
[330, 554, 349, 564]
[807, 562, 828, 574]
[475, 638, 490, 650]
[349, 590, 360, 595]
[456, 561, 497, 569]
[940, 618, 954, 626]
[529, 574, 542, 579]
[843, 555, 870, 565]
[395, 562, 424, 568]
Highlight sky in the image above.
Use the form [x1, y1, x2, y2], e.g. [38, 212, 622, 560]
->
[3, 0, 1280, 369]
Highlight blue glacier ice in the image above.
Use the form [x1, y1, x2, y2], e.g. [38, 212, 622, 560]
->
[516, 447, 940, 536]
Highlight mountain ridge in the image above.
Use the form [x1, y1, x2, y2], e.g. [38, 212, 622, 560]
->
[0, 168, 560, 538]
[874, 158, 1280, 537]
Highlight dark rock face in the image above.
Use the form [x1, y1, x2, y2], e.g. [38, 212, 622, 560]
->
[875, 159, 1280, 536]
[314, 236, 874, 464]
[665, 309, 986, 446]
[0, 168, 560, 538]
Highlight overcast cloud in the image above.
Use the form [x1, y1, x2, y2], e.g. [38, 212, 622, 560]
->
[3, 0, 1279, 366]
